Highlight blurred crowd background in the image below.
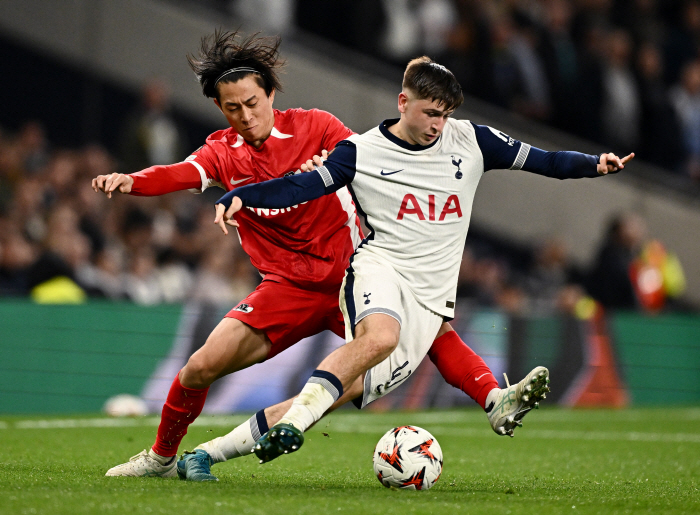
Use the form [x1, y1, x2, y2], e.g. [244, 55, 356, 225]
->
[0, 0, 695, 315]
[207, 0, 700, 180]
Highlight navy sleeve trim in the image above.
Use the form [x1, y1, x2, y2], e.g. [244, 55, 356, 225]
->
[317, 166, 334, 187]
[510, 143, 531, 170]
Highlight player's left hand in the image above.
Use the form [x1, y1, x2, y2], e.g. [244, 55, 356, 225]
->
[214, 197, 242, 235]
[300, 149, 328, 172]
[598, 152, 634, 175]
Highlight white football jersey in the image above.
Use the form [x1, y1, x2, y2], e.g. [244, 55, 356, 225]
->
[230, 117, 600, 318]
[342, 119, 507, 317]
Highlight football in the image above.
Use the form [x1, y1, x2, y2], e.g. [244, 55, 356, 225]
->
[372, 425, 443, 490]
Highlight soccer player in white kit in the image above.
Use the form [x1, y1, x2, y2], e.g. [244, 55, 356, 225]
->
[214, 56, 634, 463]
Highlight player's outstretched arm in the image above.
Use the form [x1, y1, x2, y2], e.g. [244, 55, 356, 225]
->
[92, 162, 204, 198]
[92, 173, 134, 198]
[213, 143, 357, 234]
[471, 123, 635, 179]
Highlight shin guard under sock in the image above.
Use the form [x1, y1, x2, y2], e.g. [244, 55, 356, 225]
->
[151, 372, 209, 457]
[428, 330, 499, 409]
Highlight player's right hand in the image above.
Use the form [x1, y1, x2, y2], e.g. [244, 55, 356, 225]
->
[92, 173, 134, 198]
[214, 197, 242, 235]
[300, 149, 328, 172]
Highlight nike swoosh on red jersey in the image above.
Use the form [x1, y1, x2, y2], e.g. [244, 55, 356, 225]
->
[475, 373, 488, 381]
[230, 177, 252, 186]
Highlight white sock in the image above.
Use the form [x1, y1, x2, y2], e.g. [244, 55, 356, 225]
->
[484, 388, 501, 411]
[196, 410, 267, 463]
[279, 383, 334, 432]
[148, 449, 175, 465]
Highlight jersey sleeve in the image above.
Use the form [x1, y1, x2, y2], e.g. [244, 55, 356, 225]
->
[311, 109, 356, 151]
[216, 140, 357, 209]
[129, 161, 203, 196]
[182, 143, 226, 192]
[471, 123, 601, 179]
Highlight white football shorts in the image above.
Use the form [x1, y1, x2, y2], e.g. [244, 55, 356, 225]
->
[339, 251, 443, 408]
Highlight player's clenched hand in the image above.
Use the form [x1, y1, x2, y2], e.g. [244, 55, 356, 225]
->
[300, 149, 329, 172]
[92, 173, 134, 198]
[597, 152, 634, 175]
[214, 197, 242, 235]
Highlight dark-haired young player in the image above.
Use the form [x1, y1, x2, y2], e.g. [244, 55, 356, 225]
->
[94, 33, 505, 480]
[214, 56, 634, 465]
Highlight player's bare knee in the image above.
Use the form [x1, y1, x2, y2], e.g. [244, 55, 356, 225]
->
[180, 354, 218, 389]
[359, 330, 398, 363]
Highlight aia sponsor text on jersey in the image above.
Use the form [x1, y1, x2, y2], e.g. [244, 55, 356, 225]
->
[396, 194, 462, 221]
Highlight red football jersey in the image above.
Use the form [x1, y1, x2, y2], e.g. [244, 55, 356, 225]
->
[133, 108, 362, 289]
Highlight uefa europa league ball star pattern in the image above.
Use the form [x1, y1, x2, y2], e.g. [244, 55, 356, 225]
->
[373, 426, 443, 490]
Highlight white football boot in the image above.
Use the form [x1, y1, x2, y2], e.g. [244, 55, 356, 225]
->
[105, 449, 177, 477]
[486, 366, 550, 437]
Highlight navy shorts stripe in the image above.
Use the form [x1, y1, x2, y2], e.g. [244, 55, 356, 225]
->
[344, 261, 357, 338]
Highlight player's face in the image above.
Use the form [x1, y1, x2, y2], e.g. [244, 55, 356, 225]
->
[215, 77, 276, 148]
[396, 92, 454, 146]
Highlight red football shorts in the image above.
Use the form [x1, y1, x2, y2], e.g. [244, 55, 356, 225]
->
[225, 276, 345, 360]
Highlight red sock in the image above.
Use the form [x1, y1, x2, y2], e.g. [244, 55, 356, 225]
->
[151, 372, 209, 457]
[428, 330, 499, 409]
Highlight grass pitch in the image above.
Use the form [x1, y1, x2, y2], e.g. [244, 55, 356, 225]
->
[1, 407, 699, 514]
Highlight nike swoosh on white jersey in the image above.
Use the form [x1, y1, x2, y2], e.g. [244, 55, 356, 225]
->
[475, 373, 488, 381]
[230, 177, 252, 186]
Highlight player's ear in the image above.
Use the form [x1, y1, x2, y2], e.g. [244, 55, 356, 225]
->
[269, 88, 276, 104]
[397, 92, 408, 114]
[214, 97, 223, 113]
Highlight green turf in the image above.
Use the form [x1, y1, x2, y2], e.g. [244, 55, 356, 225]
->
[1, 407, 699, 514]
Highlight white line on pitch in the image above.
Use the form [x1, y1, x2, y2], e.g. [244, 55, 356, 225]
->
[3, 416, 699, 444]
[4, 415, 248, 430]
[325, 424, 700, 444]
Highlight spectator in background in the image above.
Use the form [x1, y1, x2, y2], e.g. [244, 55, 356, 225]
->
[0, 221, 37, 296]
[587, 213, 646, 310]
[15, 121, 49, 175]
[601, 29, 640, 153]
[77, 244, 127, 300]
[378, 0, 422, 63]
[539, 0, 580, 133]
[669, 59, 700, 180]
[508, 13, 551, 120]
[569, 21, 605, 143]
[524, 238, 572, 313]
[663, 0, 700, 85]
[485, 12, 526, 110]
[635, 42, 684, 170]
[119, 80, 186, 173]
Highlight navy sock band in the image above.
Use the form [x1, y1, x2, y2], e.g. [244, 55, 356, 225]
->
[250, 409, 269, 440]
[256, 409, 269, 435]
[308, 370, 343, 401]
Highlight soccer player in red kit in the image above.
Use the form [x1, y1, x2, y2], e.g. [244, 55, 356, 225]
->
[94, 31, 498, 480]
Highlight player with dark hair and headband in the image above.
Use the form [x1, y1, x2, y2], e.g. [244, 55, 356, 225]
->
[214, 56, 634, 464]
[93, 33, 531, 481]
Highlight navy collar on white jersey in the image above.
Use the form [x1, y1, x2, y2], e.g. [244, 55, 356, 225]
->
[379, 119, 441, 151]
